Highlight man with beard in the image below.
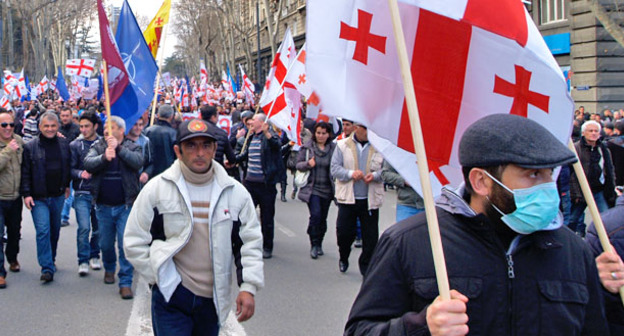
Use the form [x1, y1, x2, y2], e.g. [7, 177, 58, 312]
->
[344, 114, 609, 335]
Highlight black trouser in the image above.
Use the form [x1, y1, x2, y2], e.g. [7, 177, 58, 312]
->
[336, 199, 379, 275]
[0, 198, 22, 273]
[244, 181, 277, 252]
[307, 194, 332, 247]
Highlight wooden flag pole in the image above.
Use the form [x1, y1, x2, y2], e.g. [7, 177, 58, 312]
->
[102, 60, 112, 136]
[568, 139, 624, 305]
[150, 22, 170, 126]
[149, 72, 162, 126]
[387, 0, 450, 300]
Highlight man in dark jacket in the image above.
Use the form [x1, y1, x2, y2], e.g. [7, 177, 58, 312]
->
[586, 193, 624, 336]
[59, 107, 80, 227]
[21, 112, 71, 283]
[607, 120, 624, 186]
[345, 114, 608, 336]
[199, 105, 236, 166]
[70, 111, 102, 276]
[569, 120, 616, 237]
[145, 104, 176, 178]
[84, 116, 143, 300]
[238, 113, 285, 259]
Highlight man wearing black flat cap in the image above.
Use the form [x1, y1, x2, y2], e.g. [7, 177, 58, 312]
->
[345, 114, 609, 336]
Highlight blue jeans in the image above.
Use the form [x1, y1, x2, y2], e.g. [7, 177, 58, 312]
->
[396, 204, 424, 222]
[306, 194, 332, 246]
[152, 284, 219, 336]
[568, 191, 609, 236]
[0, 198, 22, 277]
[31, 196, 65, 274]
[73, 193, 100, 265]
[61, 185, 74, 222]
[95, 204, 133, 288]
[559, 191, 572, 227]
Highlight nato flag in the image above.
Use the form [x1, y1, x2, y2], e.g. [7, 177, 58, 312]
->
[114, 0, 158, 130]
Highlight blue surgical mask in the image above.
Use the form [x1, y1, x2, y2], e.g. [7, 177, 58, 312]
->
[482, 170, 562, 235]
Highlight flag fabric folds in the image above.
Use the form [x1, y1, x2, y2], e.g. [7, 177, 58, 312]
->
[144, 0, 171, 58]
[306, 0, 574, 196]
[66, 59, 96, 77]
[115, 0, 159, 130]
[97, 0, 130, 105]
[56, 67, 71, 101]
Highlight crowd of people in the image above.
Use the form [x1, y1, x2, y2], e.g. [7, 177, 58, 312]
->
[2, 90, 624, 335]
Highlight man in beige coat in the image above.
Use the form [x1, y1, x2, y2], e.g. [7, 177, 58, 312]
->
[331, 123, 384, 276]
[0, 108, 24, 288]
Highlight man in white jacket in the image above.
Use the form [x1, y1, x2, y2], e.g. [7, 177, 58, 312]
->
[124, 119, 264, 336]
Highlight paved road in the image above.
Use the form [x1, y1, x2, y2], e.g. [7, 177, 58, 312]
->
[0, 183, 399, 336]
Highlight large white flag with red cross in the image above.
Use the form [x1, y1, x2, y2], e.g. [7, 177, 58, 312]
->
[66, 59, 96, 78]
[307, 0, 573, 195]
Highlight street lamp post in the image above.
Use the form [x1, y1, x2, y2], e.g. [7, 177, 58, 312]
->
[256, 0, 261, 89]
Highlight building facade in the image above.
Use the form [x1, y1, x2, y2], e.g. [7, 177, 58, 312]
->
[238, 0, 624, 111]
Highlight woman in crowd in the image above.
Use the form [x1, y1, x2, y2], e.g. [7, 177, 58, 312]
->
[296, 121, 335, 259]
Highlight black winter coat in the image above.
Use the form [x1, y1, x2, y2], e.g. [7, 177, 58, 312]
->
[570, 137, 616, 206]
[144, 120, 176, 178]
[238, 129, 285, 185]
[83, 138, 143, 205]
[587, 195, 624, 336]
[207, 120, 236, 166]
[345, 186, 608, 336]
[21, 135, 71, 199]
[70, 136, 101, 193]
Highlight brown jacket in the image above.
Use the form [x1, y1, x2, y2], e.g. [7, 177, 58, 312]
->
[0, 134, 23, 200]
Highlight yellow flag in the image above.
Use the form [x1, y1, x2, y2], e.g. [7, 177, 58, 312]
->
[143, 0, 171, 58]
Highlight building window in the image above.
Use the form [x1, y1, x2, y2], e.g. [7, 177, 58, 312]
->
[540, 0, 566, 24]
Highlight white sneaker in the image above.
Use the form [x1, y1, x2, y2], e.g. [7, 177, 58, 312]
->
[90, 258, 102, 270]
[78, 263, 89, 276]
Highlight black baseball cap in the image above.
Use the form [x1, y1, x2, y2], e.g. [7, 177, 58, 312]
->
[176, 119, 217, 144]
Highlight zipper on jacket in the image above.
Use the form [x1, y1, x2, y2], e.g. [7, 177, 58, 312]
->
[506, 236, 521, 335]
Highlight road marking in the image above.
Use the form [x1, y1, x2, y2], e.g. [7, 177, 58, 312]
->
[276, 223, 296, 238]
[125, 278, 248, 336]
[125, 278, 153, 336]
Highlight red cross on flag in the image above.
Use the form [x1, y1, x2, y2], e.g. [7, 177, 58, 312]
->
[259, 28, 297, 112]
[3, 70, 16, 85]
[307, 0, 573, 195]
[13, 69, 28, 99]
[239, 64, 255, 107]
[66, 59, 96, 77]
[200, 61, 209, 85]
[0, 96, 11, 110]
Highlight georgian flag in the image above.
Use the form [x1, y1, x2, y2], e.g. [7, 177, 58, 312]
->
[259, 28, 297, 114]
[239, 64, 255, 106]
[66, 59, 96, 77]
[200, 61, 209, 85]
[14, 69, 28, 99]
[307, 0, 573, 195]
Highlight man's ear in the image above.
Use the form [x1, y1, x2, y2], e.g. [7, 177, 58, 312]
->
[469, 168, 492, 197]
[173, 144, 182, 160]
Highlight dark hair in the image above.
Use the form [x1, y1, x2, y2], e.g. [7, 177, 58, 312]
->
[79, 111, 101, 126]
[616, 120, 624, 134]
[312, 121, 332, 144]
[200, 105, 217, 121]
[0, 107, 9, 116]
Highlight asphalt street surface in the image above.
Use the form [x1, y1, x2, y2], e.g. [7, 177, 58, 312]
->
[0, 182, 399, 336]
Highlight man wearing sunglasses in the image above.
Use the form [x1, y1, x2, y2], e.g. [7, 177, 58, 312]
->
[0, 108, 23, 288]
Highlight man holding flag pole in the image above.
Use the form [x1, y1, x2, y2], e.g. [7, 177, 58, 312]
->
[305, 0, 618, 334]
